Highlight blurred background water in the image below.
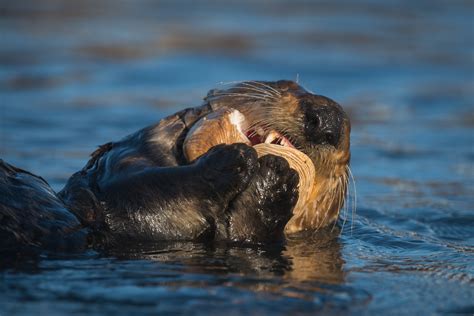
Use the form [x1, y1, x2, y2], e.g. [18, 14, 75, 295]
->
[0, 0, 473, 315]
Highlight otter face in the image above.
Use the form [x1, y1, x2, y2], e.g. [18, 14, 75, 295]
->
[206, 80, 350, 177]
[205, 80, 351, 232]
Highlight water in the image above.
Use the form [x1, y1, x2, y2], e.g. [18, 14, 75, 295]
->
[1, 0, 473, 314]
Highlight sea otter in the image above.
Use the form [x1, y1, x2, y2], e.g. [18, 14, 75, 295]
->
[0, 80, 350, 254]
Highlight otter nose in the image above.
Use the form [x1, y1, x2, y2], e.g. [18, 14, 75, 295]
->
[304, 106, 343, 147]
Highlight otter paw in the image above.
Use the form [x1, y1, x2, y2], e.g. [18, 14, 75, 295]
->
[198, 143, 258, 195]
[254, 154, 299, 227]
[226, 154, 299, 242]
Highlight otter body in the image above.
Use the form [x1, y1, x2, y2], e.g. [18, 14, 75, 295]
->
[0, 80, 350, 253]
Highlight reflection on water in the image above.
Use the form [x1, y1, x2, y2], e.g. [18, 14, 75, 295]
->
[2, 229, 364, 315]
[112, 228, 346, 285]
[1, 0, 473, 315]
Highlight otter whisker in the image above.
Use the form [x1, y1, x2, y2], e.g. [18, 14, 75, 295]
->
[243, 86, 280, 100]
[348, 166, 357, 234]
[320, 193, 334, 230]
[231, 84, 279, 100]
[212, 92, 270, 101]
[331, 173, 342, 218]
[242, 89, 278, 101]
[331, 172, 348, 234]
[245, 119, 271, 134]
[238, 82, 280, 99]
[246, 130, 258, 138]
[339, 177, 349, 235]
[213, 92, 268, 100]
[331, 177, 342, 232]
[318, 174, 338, 231]
[336, 170, 350, 235]
[217, 80, 281, 98]
[217, 80, 247, 87]
[247, 80, 282, 97]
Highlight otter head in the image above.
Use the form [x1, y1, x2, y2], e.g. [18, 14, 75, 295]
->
[201, 80, 351, 234]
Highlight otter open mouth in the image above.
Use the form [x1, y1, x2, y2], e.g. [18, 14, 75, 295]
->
[246, 128, 295, 148]
[224, 108, 296, 149]
[183, 108, 300, 162]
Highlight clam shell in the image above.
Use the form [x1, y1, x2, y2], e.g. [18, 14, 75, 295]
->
[183, 108, 250, 162]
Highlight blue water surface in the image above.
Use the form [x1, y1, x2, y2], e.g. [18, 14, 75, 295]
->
[1, 1, 473, 315]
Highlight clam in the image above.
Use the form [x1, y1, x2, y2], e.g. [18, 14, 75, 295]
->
[183, 108, 251, 162]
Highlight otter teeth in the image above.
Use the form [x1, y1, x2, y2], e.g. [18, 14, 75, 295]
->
[263, 130, 295, 148]
[251, 127, 295, 148]
[279, 137, 294, 148]
[264, 131, 279, 144]
[256, 127, 266, 136]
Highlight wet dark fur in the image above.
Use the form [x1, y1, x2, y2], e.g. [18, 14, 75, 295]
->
[1, 104, 299, 253]
[0, 162, 89, 254]
[1, 80, 348, 253]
